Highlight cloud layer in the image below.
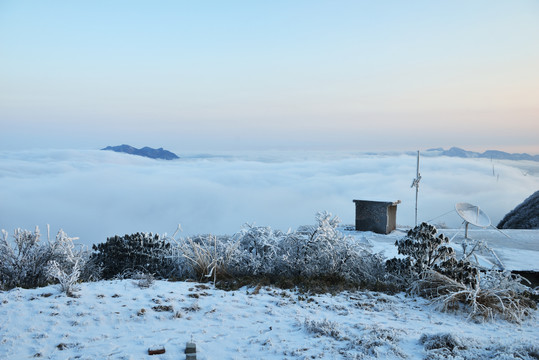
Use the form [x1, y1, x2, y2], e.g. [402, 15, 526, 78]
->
[1, 150, 537, 247]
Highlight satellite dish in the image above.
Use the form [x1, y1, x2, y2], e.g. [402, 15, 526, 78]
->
[455, 202, 491, 228]
[455, 202, 491, 238]
[452, 202, 507, 270]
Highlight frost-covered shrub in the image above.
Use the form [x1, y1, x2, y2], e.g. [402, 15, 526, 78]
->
[172, 212, 386, 287]
[279, 212, 384, 283]
[348, 326, 406, 359]
[79, 253, 102, 283]
[331, 238, 387, 286]
[394, 223, 457, 274]
[90, 233, 175, 279]
[385, 257, 414, 287]
[45, 229, 87, 296]
[227, 225, 281, 276]
[1, 227, 48, 289]
[47, 260, 81, 296]
[132, 272, 155, 289]
[480, 270, 533, 295]
[178, 234, 238, 282]
[420, 332, 466, 352]
[388, 223, 535, 322]
[304, 318, 341, 339]
[387, 223, 479, 290]
[432, 270, 536, 323]
[0, 227, 84, 290]
[411, 269, 536, 323]
[280, 212, 343, 277]
[421, 333, 539, 360]
[435, 258, 479, 290]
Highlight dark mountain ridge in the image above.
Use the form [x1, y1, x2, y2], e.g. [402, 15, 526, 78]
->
[101, 145, 179, 160]
[497, 191, 539, 229]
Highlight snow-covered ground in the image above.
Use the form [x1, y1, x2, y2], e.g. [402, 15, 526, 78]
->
[1, 150, 538, 359]
[1, 280, 537, 360]
[343, 228, 539, 272]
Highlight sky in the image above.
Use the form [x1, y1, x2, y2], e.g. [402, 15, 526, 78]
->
[1, 0, 538, 153]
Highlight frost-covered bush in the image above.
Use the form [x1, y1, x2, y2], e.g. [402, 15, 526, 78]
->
[393, 223, 457, 274]
[420, 333, 539, 360]
[387, 222, 478, 290]
[385, 257, 414, 287]
[90, 233, 175, 279]
[390, 224, 535, 322]
[171, 212, 386, 287]
[420, 332, 466, 352]
[280, 212, 343, 277]
[419, 270, 537, 323]
[335, 240, 387, 286]
[131, 271, 155, 289]
[349, 326, 406, 359]
[1, 227, 48, 289]
[178, 234, 238, 282]
[45, 229, 87, 296]
[227, 225, 281, 276]
[0, 227, 85, 290]
[480, 269, 533, 295]
[47, 260, 81, 296]
[304, 318, 342, 339]
[279, 212, 385, 283]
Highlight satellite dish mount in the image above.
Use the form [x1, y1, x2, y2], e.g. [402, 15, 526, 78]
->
[453, 202, 507, 270]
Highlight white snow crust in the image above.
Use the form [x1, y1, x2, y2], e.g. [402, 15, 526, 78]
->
[1, 280, 537, 359]
[343, 228, 539, 271]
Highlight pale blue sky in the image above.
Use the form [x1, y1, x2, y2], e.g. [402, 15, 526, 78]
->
[1, 1, 538, 153]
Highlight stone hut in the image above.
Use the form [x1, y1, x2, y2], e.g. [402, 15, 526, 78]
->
[353, 200, 401, 234]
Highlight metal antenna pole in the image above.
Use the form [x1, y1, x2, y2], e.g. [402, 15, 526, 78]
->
[415, 151, 419, 226]
[410, 150, 421, 227]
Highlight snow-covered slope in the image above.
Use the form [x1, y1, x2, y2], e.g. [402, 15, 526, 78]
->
[343, 228, 539, 272]
[1, 280, 537, 359]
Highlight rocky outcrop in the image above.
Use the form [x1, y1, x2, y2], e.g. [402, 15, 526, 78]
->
[497, 191, 539, 229]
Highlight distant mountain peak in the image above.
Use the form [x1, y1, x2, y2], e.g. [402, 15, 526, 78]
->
[101, 145, 179, 160]
[423, 147, 539, 162]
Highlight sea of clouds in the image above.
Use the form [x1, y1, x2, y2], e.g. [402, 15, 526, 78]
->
[1, 149, 538, 247]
